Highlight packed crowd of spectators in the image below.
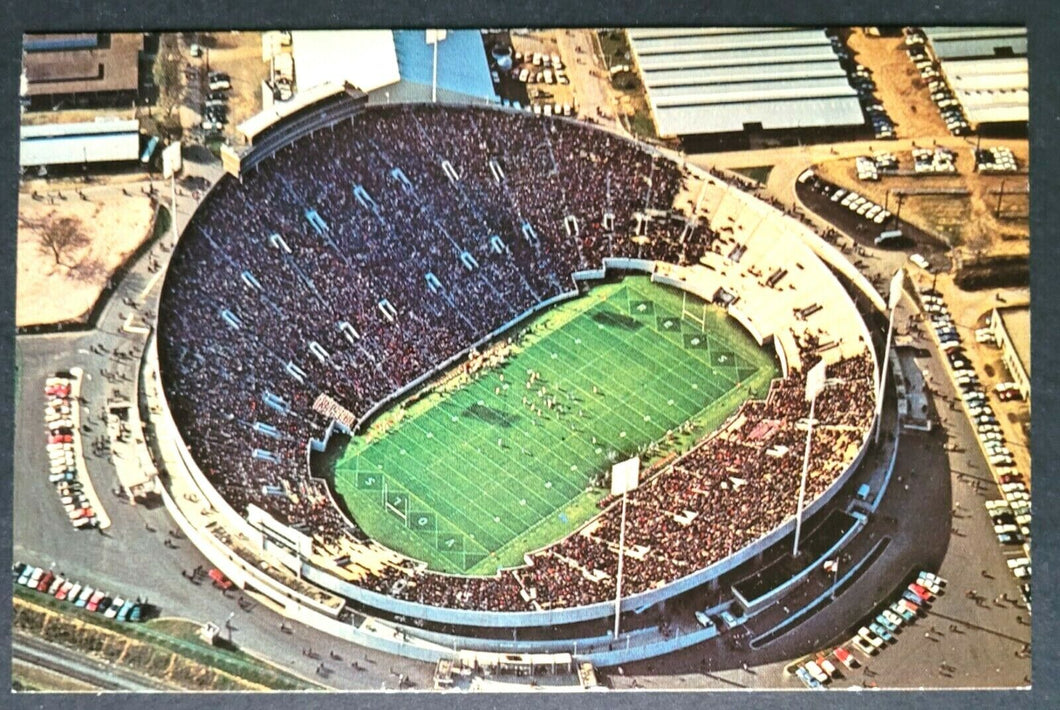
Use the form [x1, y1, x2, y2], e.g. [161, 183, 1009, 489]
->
[158, 103, 873, 612]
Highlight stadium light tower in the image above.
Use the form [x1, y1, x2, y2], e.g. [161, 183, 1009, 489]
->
[426, 29, 447, 103]
[610, 457, 641, 639]
[792, 359, 827, 558]
[875, 269, 905, 445]
[162, 141, 182, 247]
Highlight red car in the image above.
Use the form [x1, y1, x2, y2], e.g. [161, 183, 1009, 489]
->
[36, 570, 55, 592]
[208, 568, 232, 590]
[909, 583, 933, 601]
[55, 581, 74, 601]
[86, 589, 106, 612]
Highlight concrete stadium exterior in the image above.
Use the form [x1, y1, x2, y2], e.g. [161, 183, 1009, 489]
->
[146, 95, 883, 663]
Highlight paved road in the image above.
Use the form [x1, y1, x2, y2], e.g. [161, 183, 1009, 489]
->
[14, 631, 172, 691]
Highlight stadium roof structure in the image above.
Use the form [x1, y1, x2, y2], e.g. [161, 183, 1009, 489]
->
[922, 27, 1028, 126]
[21, 32, 142, 97]
[20, 118, 140, 167]
[291, 30, 402, 95]
[237, 81, 359, 142]
[290, 29, 496, 104]
[627, 28, 863, 137]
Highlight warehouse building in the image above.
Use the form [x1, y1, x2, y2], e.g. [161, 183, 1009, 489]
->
[20, 119, 141, 170]
[627, 28, 864, 147]
[21, 33, 145, 111]
[922, 26, 1028, 130]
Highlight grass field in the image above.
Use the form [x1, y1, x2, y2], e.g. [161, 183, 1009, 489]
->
[333, 277, 778, 575]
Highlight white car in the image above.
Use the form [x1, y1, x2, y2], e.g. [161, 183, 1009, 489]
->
[804, 661, 830, 684]
[910, 253, 930, 270]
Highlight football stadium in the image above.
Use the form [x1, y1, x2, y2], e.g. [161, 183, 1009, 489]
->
[150, 85, 880, 661]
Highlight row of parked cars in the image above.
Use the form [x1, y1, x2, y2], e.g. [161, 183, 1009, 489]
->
[903, 28, 970, 135]
[797, 170, 895, 227]
[974, 146, 1019, 174]
[202, 74, 230, 134]
[509, 50, 570, 86]
[847, 572, 946, 661]
[13, 562, 145, 622]
[824, 31, 896, 140]
[921, 289, 1027, 470]
[912, 146, 958, 174]
[44, 375, 98, 529]
[792, 571, 946, 688]
[855, 153, 899, 181]
[920, 286, 1032, 602]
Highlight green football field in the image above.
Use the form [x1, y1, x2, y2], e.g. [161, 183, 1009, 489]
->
[332, 277, 779, 575]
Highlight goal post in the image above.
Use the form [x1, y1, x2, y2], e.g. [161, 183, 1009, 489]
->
[680, 291, 708, 333]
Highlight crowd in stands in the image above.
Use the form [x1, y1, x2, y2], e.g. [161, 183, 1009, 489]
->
[158, 103, 874, 613]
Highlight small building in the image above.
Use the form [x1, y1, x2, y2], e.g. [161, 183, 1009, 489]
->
[21, 33, 144, 111]
[989, 306, 1030, 402]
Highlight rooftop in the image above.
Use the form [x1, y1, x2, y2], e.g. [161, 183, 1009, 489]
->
[628, 28, 863, 137]
[996, 306, 1030, 377]
[21, 32, 142, 97]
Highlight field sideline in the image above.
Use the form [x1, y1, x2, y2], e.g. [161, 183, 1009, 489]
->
[333, 277, 778, 575]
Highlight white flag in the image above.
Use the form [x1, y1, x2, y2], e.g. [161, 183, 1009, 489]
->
[805, 359, 827, 402]
[888, 269, 905, 310]
[611, 457, 641, 496]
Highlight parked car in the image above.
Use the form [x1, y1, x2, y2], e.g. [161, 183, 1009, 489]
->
[834, 646, 858, 669]
[804, 660, 830, 684]
[794, 666, 820, 689]
[851, 635, 877, 656]
[86, 589, 106, 612]
[105, 596, 124, 619]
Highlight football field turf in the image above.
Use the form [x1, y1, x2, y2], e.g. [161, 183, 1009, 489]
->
[332, 277, 779, 575]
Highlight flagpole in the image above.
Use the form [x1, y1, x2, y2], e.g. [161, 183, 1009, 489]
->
[614, 490, 628, 639]
[792, 390, 817, 558]
[432, 34, 439, 104]
[875, 299, 897, 445]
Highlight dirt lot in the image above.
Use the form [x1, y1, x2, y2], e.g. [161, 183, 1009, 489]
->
[814, 140, 1029, 254]
[16, 187, 156, 327]
[843, 28, 949, 139]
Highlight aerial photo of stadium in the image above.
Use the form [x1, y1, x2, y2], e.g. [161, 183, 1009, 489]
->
[11, 25, 1034, 695]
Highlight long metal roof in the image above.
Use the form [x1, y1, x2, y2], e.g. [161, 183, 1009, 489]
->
[628, 28, 863, 137]
[632, 28, 830, 56]
[922, 26, 1027, 60]
[20, 119, 140, 166]
[653, 96, 865, 135]
[922, 27, 1029, 126]
[643, 61, 848, 88]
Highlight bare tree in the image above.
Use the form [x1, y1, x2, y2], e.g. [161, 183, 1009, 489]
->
[22, 214, 91, 267]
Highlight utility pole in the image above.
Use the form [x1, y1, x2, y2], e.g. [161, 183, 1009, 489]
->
[995, 178, 1006, 219]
